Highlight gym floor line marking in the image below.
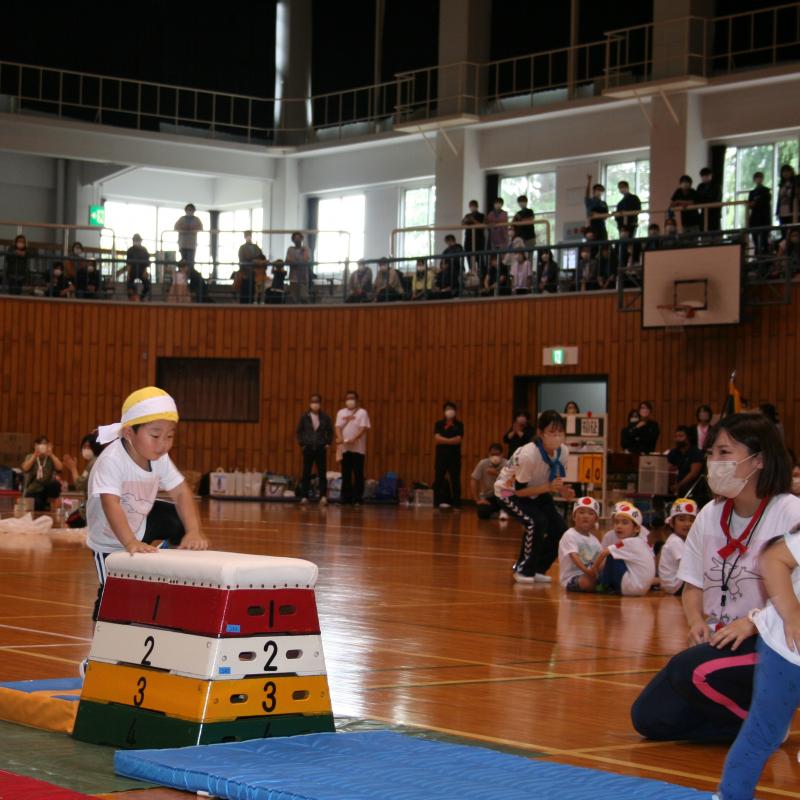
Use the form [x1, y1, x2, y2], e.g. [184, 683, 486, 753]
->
[0, 592, 93, 610]
[0, 648, 81, 666]
[0, 642, 87, 650]
[0, 613, 87, 620]
[363, 714, 800, 798]
[0, 623, 92, 642]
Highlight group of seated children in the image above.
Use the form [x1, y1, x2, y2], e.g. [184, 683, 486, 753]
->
[558, 496, 698, 595]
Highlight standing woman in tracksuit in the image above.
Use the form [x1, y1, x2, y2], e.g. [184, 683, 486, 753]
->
[495, 410, 575, 583]
[434, 401, 464, 509]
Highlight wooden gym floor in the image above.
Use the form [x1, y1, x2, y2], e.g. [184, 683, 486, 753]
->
[1, 501, 799, 799]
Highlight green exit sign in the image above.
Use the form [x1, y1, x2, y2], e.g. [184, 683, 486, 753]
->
[551, 348, 565, 365]
[88, 205, 105, 227]
[543, 346, 578, 366]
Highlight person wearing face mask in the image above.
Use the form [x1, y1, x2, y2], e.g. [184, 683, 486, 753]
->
[372, 257, 404, 302]
[45, 261, 74, 298]
[486, 197, 509, 254]
[335, 391, 371, 506]
[471, 443, 507, 520]
[346, 260, 373, 303]
[62, 433, 103, 527]
[295, 394, 333, 506]
[696, 404, 714, 451]
[285, 231, 313, 304]
[631, 413, 800, 743]
[622, 401, 660, 454]
[494, 410, 576, 583]
[411, 258, 434, 301]
[667, 426, 705, 499]
[433, 402, 464, 510]
[5, 234, 31, 295]
[503, 411, 534, 459]
[21, 436, 64, 511]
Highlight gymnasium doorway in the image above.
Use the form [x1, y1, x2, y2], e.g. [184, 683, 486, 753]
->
[513, 375, 608, 418]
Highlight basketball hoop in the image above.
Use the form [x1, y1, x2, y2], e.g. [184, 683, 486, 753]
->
[657, 303, 696, 319]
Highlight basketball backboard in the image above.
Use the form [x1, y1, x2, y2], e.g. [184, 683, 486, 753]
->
[642, 244, 742, 328]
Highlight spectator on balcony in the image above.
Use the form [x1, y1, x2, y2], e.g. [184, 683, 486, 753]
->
[512, 195, 536, 250]
[462, 199, 486, 272]
[174, 203, 203, 265]
[75, 259, 101, 299]
[670, 176, 701, 234]
[661, 217, 681, 248]
[509, 237, 532, 294]
[596, 242, 618, 290]
[486, 197, 509, 253]
[346, 260, 373, 303]
[644, 223, 661, 252]
[285, 231, 312, 304]
[584, 175, 609, 241]
[66, 241, 86, 283]
[126, 234, 151, 301]
[373, 257, 404, 302]
[748, 171, 773, 256]
[617, 225, 639, 269]
[481, 253, 510, 296]
[777, 226, 800, 273]
[696, 167, 722, 233]
[435, 235, 464, 299]
[238, 229, 264, 302]
[776, 164, 799, 233]
[266, 259, 288, 304]
[4, 234, 30, 295]
[411, 258, 434, 301]
[615, 181, 642, 238]
[45, 262, 74, 298]
[168, 261, 191, 303]
[537, 248, 558, 294]
[577, 246, 599, 292]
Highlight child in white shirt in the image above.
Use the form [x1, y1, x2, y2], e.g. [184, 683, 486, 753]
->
[558, 496, 603, 592]
[658, 498, 697, 595]
[594, 502, 656, 596]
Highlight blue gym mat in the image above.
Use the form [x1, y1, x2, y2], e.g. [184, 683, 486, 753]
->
[115, 730, 709, 799]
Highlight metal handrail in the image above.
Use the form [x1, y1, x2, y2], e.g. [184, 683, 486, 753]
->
[589, 200, 751, 232]
[0, 219, 116, 256]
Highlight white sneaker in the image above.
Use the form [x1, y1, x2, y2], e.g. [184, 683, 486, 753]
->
[533, 573, 552, 583]
[513, 571, 535, 584]
[79, 658, 88, 679]
[499, 511, 509, 521]
[439, 503, 451, 509]
[319, 497, 327, 506]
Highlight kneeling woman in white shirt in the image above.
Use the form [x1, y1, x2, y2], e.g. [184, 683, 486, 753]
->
[631, 413, 800, 743]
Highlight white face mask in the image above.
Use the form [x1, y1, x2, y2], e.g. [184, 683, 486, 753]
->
[707, 454, 758, 499]
[792, 477, 800, 495]
[345, 399, 357, 409]
[82, 448, 94, 461]
[37, 443, 48, 454]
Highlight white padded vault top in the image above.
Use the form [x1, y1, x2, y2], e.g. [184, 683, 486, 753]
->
[104, 550, 319, 589]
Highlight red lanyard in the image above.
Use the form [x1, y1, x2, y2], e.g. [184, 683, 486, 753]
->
[717, 497, 770, 560]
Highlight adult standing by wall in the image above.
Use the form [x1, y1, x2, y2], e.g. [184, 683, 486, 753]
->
[433, 401, 464, 510]
[335, 391, 371, 506]
[174, 203, 203, 266]
[622, 401, 660, 454]
[296, 393, 333, 506]
[631, 414, 800, 742]
[21, 435, 63, 511]
[503, 411, 534, 459]
[285, 231, 312, 304]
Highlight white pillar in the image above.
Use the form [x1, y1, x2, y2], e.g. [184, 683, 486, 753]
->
[274, 0, 312, 144]
[433, 128, 481, 236]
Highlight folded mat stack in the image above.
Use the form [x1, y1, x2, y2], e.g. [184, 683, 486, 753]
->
[73, 549, 334, 748]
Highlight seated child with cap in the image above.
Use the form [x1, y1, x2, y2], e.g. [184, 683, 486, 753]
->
[86, 386, 209, 620]
[593, 501, 656, 596]
[558, 496, 603, 592]
[601, 500, 651, 547]
[658, 498, 697, 595]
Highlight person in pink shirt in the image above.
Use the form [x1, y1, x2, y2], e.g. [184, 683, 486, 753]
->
[486, 197, 509, 254]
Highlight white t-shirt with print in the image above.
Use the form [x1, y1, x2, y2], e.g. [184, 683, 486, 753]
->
[678, 494, 800, 628]
[754, 530, 800, 666]
[558, 527, 602, 587]
[335, 407, 371, 456]
[607, 537, 656, 596]
[86, 439, 184, 553]
[658, 533, 686, 595]
[494, 441, 570, 497]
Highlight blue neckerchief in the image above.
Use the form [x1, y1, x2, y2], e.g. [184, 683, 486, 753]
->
[536, 439, 565, 481]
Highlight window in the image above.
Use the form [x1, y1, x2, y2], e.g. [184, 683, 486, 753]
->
[100, 202, 212, 277]
[315, 194, 365, 274]
[499, 172, 556, 243]
[722, 138, 800, 229]
[603, 159, 650, 237]
[218, 207, 265, 277]
[399, 185, 437, 259]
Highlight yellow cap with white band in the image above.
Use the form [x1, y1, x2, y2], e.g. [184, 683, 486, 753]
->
[97, 386, 179, 445]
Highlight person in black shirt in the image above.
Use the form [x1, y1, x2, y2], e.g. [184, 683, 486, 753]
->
[481, 254, 510, 296]
[670, 175, 701, 233]
[512, 195, 536, 249]
[126, 234, 151, 301]
[462, 200, 485, 273]
[434, 402, 464, 509]
[748, 171, 773, 255]
[695, 167, 722, 233]
[615, 181, 641, 238]
[435, 235, 465, 299]
[622, 401, 660, 454]
[584, 176, 609, 241]
[503, 411, 534, 458]
[667, 425, 705, 498]
[296, 394, 334, 505]
[266, 260, 287, 304]
[644, 223, 661, 252]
